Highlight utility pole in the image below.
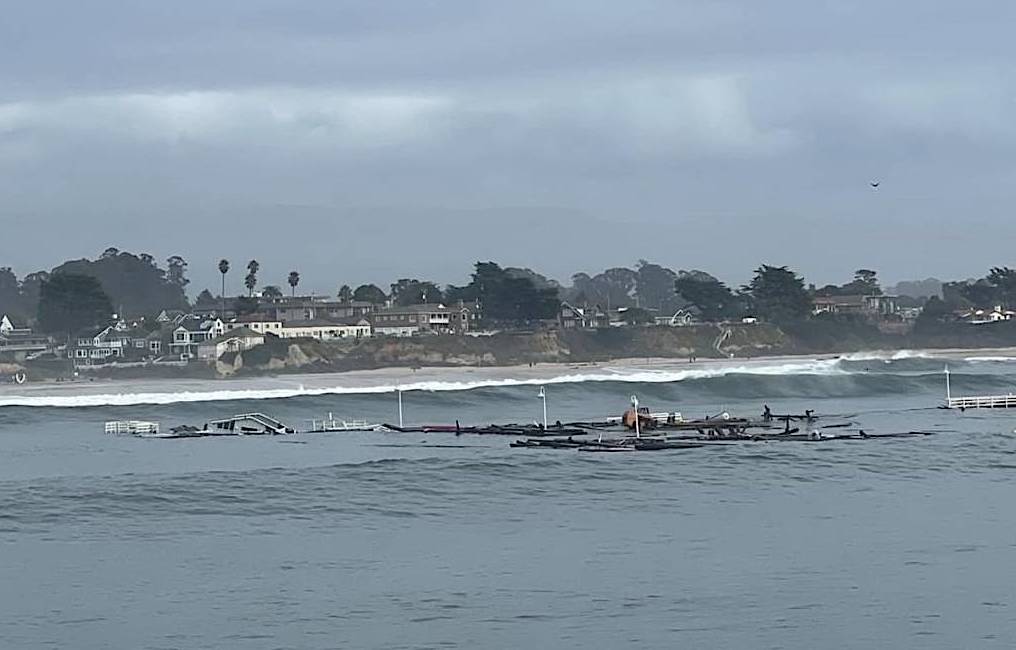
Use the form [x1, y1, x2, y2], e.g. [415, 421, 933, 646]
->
[538, 386, 547, 430]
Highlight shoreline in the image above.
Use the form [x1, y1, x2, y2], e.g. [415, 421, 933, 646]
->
[1, 345, 1013, 403]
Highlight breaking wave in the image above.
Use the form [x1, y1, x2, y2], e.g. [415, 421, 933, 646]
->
[838, 350, 936, 362]
[0, 359, 848, 408]
[964, 356, 1016, 363]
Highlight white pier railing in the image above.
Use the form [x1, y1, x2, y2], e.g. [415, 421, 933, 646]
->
[105, 420, 160, 435]
[943, 366, 1016, 409]
[946, 394, 1016, 409]
[309, 414, 383, 432]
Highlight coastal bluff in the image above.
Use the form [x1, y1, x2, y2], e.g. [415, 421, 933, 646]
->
[217, 324, 787, 376]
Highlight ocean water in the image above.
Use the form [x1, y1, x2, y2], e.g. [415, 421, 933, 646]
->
[2, 353, 1016, 649]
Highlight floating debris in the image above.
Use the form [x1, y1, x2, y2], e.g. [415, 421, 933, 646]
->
[309, 413, 387, 432]
[104, 420, 160, 436]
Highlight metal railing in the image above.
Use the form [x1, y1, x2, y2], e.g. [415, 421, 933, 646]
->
[105, 420, 160, 435]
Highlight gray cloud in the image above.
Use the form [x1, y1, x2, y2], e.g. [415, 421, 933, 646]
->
[2, 1, 1015, 293]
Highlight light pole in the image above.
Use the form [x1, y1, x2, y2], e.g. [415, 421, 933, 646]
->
[397, 385, 404, 428]
[538, 386, 547, 431]
[631, 394, 640, 438]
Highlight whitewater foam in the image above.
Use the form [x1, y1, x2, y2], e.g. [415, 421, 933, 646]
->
[0, 358, 850, 408]
[839, 350, 936, 362]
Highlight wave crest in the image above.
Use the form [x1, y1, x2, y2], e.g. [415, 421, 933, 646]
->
[0, 359, 848, 408]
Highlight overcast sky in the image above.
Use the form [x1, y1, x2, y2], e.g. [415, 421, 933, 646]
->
[2, 1, 1014, 295]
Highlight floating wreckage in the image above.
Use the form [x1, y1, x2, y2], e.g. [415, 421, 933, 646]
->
[385, 421, 588, 436]
[106, 413, 297, 438]
[509, 399, 934, 452]
[107, 412, 391, 438]
[309, 413, 388, 432]
[105, 420, 160, 436]
[510, 428, 935, 453]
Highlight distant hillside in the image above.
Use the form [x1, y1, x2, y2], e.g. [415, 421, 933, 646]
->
[889, 278, 942, 300]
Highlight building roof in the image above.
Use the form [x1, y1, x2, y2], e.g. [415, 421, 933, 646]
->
[156, 309, 186, 320]
[176, 317, 221, 332]
[0, 329, 48, 343]
[560, 302, 606, 317]
[375, 303, 466, 315]
[813, 294, 867, 306]
[201, 327, 264, 345]
[230, 313, 281, 323]
[282, 318, 371, 328]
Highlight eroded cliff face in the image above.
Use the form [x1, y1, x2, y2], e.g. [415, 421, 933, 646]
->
[226, 325, 788, 376]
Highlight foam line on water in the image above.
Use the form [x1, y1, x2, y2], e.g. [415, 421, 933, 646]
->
[839, 350, 936, 362]
[964, 356, 1016, 363]
[0, 359, 850, 408]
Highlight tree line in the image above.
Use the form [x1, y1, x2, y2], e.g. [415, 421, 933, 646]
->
[2, 246, 1013, 336]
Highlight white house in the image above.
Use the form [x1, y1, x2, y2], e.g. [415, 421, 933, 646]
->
[72, 325, 146, 366]
[372, 324, 419, 337]
[197, 327, 265, 361]
[225, 314, 284, 335]
[965, 306, 1016, 325]
[278, 318, 372, 341]
[654, 309, 696, 327]
[170, 317, 225, 358]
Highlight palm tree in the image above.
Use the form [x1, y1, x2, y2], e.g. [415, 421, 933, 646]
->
[337, 284, 353, 303]
[245, 260, 260, 296]
[217, 259, 230, 317]
[288, 271, 300, 296]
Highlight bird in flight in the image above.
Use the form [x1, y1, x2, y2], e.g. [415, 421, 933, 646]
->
[870, 181, 880, 188]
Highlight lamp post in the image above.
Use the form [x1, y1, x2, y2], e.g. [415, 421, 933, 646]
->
[538, 386, 547, 431]
[397, 385, 404, 428]
[631, 394, 640, 438]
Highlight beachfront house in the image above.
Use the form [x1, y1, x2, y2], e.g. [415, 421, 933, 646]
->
[278, 318, 372, 341]
[812, 294, 899, 318]
[653, 309, 696, 327]
[263, 297, 380, 323]
[558, 303, 609, 329]
[225, 313, 284, 335]
[197, 327, 265, 361]
[371, 304, 472, 337]
[72, 324, 143, 366]
[0, 315, 50, 359]
[170, 317, 226, 358]
[961, 306, 1016, 325]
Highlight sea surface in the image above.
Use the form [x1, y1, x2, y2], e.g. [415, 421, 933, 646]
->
[2, 352, 1016, 649]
